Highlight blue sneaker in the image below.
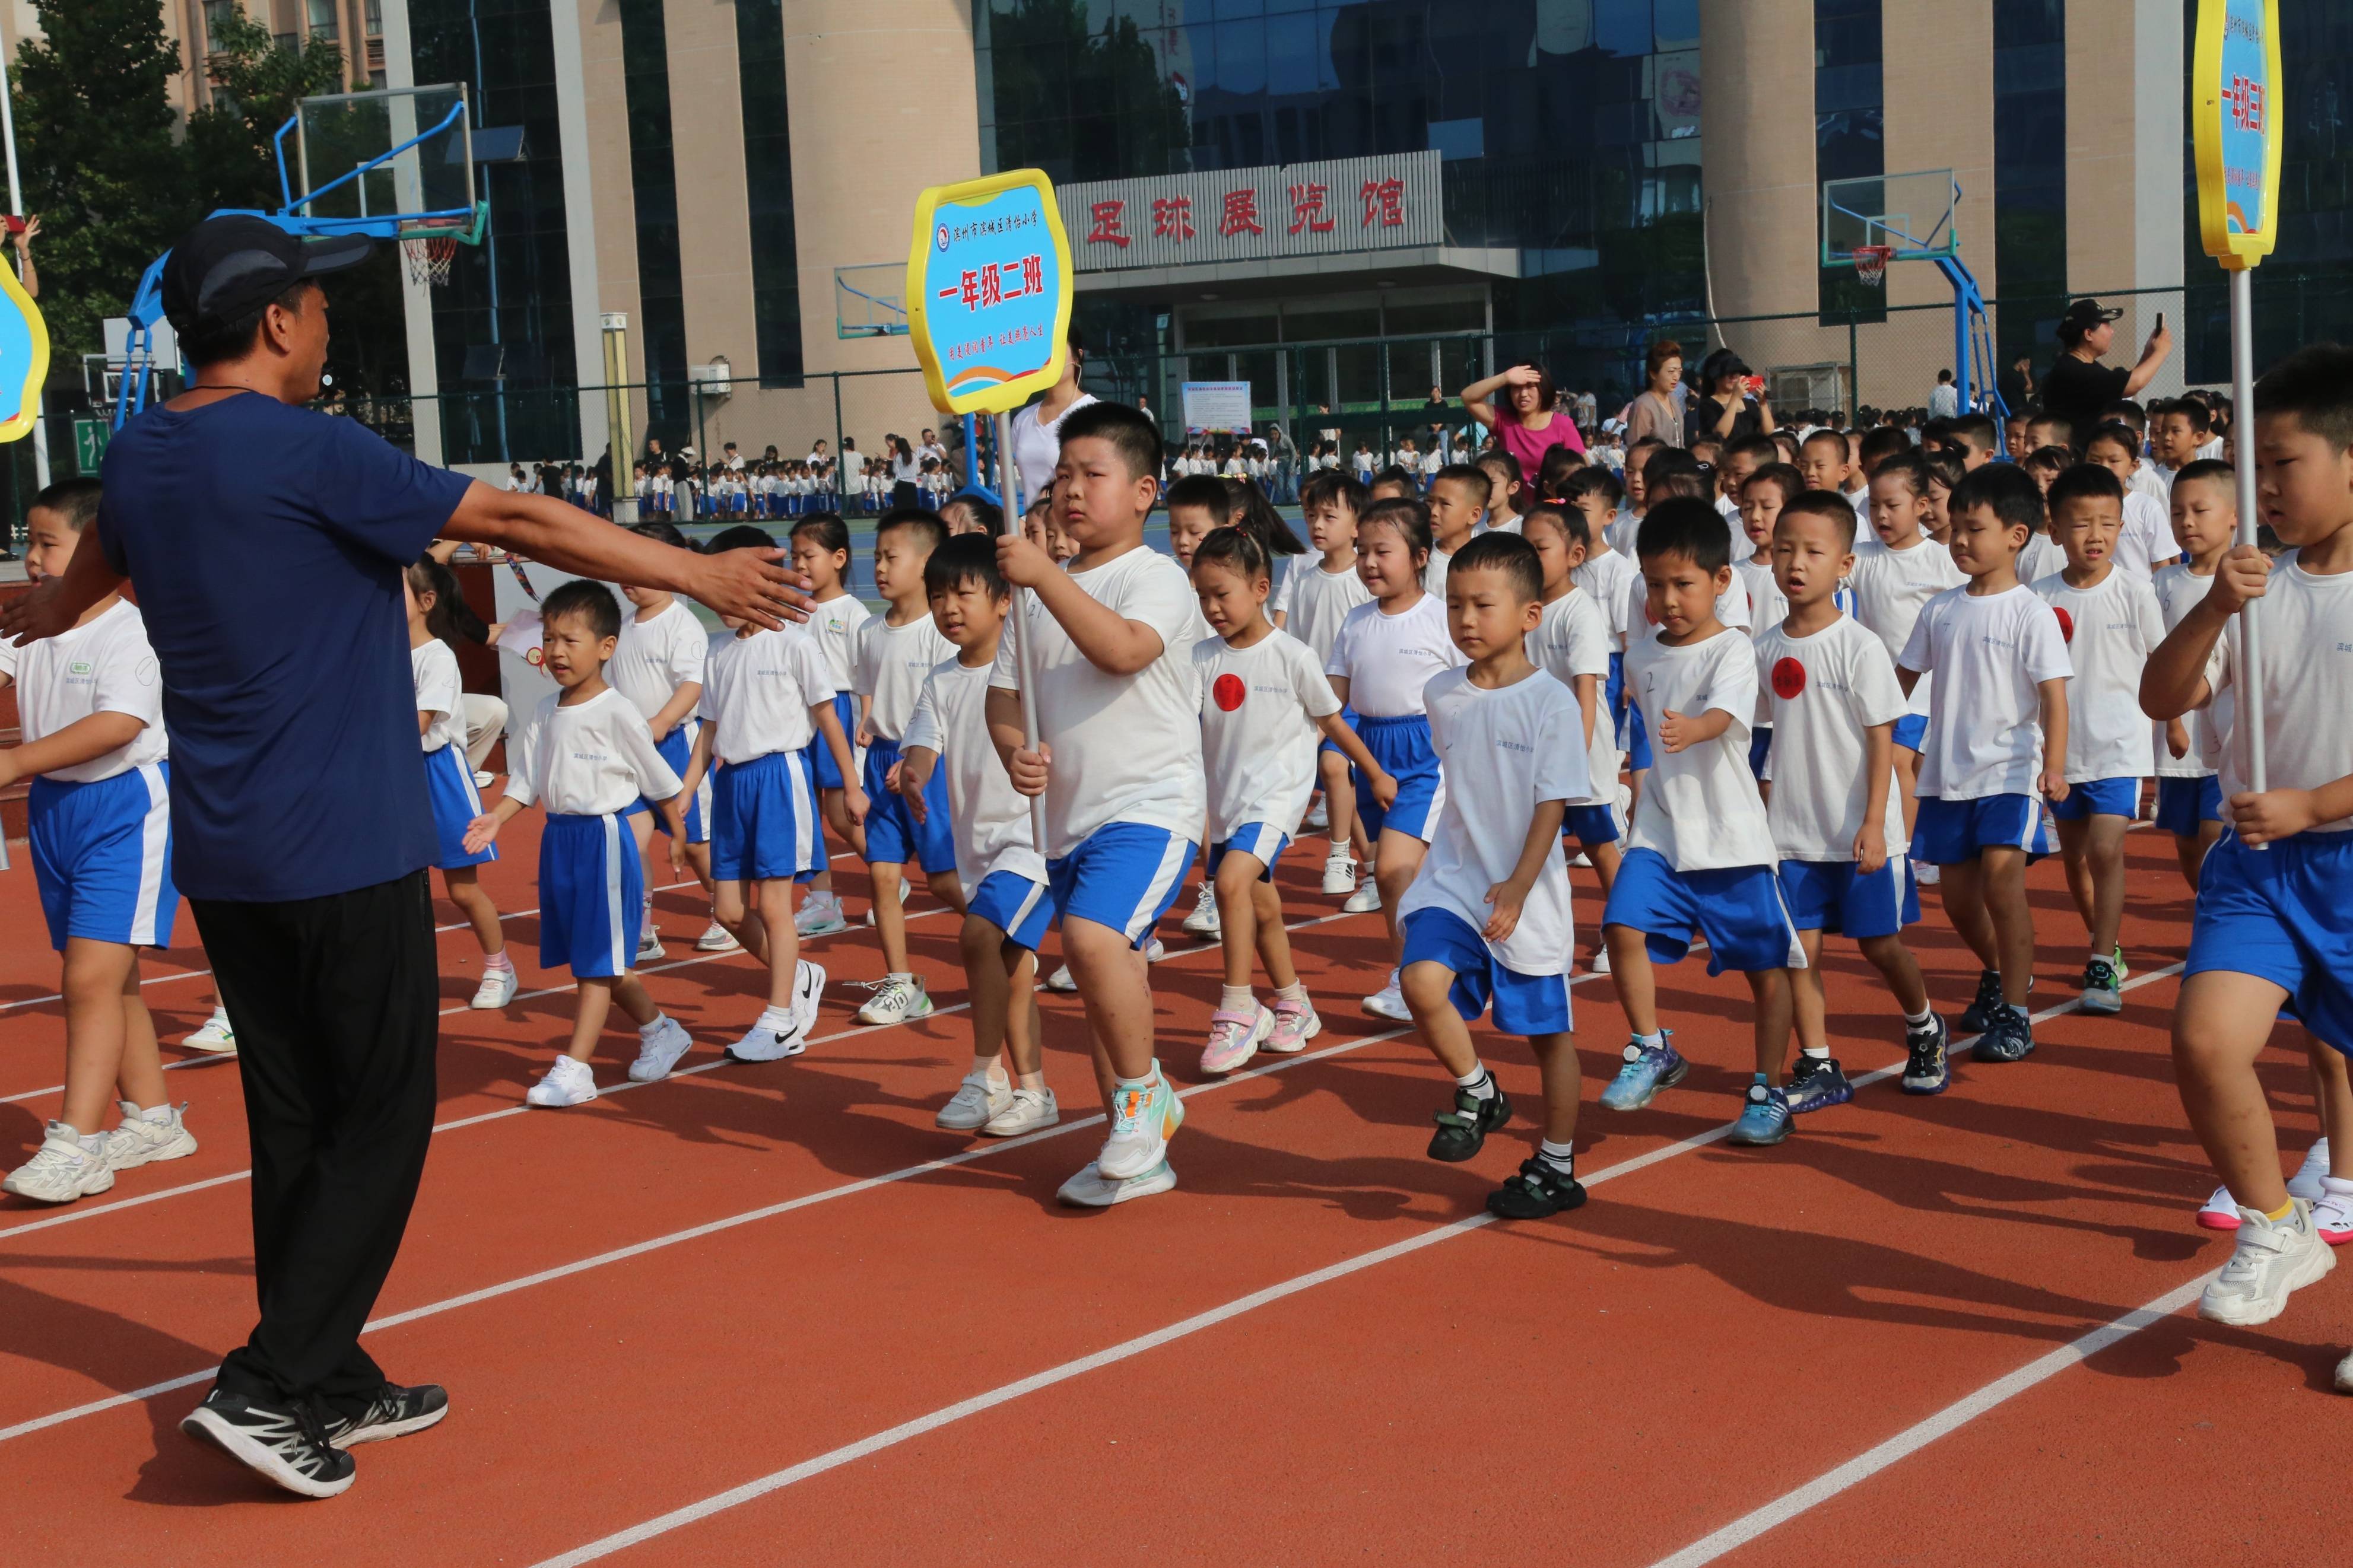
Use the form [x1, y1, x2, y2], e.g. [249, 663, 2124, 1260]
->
[1599, 1035, 1686, 1112]
[1780, 1055, 1852, 1114]
[1727, 1082, 1792, 1146]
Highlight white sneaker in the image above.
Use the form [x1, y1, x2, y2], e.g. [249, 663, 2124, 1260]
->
[1363, 969, 1411, 1022]
[526, 1055, 599, 1108]
[472, 769, 496, 788]
[794, 892, 849, 938]
[2314, 1175, 2353, 1246]
[3, 1123, 114, 1202]
[1057, 1157, 1177, 1207]
[984, 1086, 1059, 1136]
[1321, 851, 1357, 896]
[861, 878, 914, 928]
[1045, 963, 1078, 993]
[2335, 1348, 2353, 1395]
[1182, 883, 1221, 938]
[1590, 944, 1612, 976]
[180, 1007, 238, 1054]
[936, 1071, 1013, 1131]
[2199, 1200, 2335, 1326]
[105, 1102, 196, 1170]
[636, 925, 665, 963]
[1303, 798, 1329, 831]
[2196, 1185, 2241, 1231]
[470, 964, 518, 1010]
[1098, 1065, 1183, 1180]
[1342, 880, 1382, 915]
[695, 920, 742, 953]
[626, 1017, 694, 1083]
[789, 959, 827, 1039]
[1142, 937, 1168, 963]
[1567, 849, 1590, 869]
[1916, 861, 1942, 888]
[856, 974, 933, 1026]
[2290, 1140, 2332, 1203]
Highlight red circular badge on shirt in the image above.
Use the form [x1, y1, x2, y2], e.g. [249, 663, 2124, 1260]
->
[2053, 606, 2075, 643]
[1212, 673, 1246, 712]
[1771, 656, 1807, 699]
[1643, 600, 1660, 626]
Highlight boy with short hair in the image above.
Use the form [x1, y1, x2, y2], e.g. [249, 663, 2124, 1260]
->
[2150, 399, 2212, 490]
[0, 480, 196, 1203]
[1397, 531, 1589, 1219]
[1799, 427, 1865, 526]
[2082, 421, 2184, 578]
[2151, 459, 2237, 886]
[2139, 343, 2353, 1339]
[1899, 463, 2072, 1062]
[1758, 489, 1949, 1099]
[1370, 465, 1417, 503]
[1294, 470, 1380, 909]
[1944, 412, 1999, 470]
[851, 507, 963, 1025]
[1475, 449, 1524, 532]
[1597, 498, 1805, 1144]
[466, 581, 696, 1104]
[990, 402, 1207, 1206]
[899, 535, 1059, 1136]
[2029, 464, 2165, 1012]
[1422, 463, 1490, 593]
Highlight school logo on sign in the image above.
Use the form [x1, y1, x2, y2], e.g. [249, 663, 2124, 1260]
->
[1212, 673, 1247, 712]
[1771, 657, 1806, 699]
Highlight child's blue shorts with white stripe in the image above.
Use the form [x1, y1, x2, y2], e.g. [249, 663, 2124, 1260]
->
[1891, 712, 1929, 752]
[1777, 857, 1918, 940]
[1563, 803, 1620, 848]
[712, 748, 823, 884]
[1047, 822, 1195, 950]
[28, 762, 177, 953]
[1911, 793, 2053, 864]
[636, 723, 710, 844]
[2156, 775, 2224, 837]
[2049, 775, 2140, 822]
[1624, 701, 1653, 771]
[805, 691, 859, 791]
[1601, 848, 1806, 975]
[1400, 905, 1573, 1036]
[967, 869, 1055, 953]
[2186, 829, 2353, 1057]
[1354, 713, 1443, 842]
[1606, 650, 1627, 739]
[1208, 823, 1290, 882]
[1748, 724, 1773, 780]
[860, 737, 955, 874]
[538, 810, 641, 978]
[424, 743, 496, 870]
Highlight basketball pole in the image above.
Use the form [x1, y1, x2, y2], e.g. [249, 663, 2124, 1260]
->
[992, 409, 1050, 852]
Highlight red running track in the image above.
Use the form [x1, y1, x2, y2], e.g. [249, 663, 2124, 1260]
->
[2, 811, 2348, 1565]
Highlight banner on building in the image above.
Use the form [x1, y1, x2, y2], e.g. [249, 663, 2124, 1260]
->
[1059, 151, 1442, 273]
[1180, 381, 1255, 436]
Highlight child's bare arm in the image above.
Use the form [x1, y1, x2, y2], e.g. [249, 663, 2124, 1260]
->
[1573, 672, 1600, 751]
[1656, 707, 1736, 754]
[463, 793, 529, 853]
[1485, 798, 1568, 942]
[1897, 664, 1921, 698]
[1855, 721, 1894, 872]
[2037, 678, 2071, 802]
[1311, 710, 1396, 806]
[2140, 549, 2266, 719]
[995, 533, 1165, 675]
[649, 682, 702, 743]
[2231, 772, 2353, 848]
[0, 711, 143, 786]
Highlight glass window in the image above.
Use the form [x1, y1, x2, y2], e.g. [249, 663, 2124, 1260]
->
[306, 0, 338, 41]
[1214, 19, 1266, 96]
[1593, 0, 1652, 58]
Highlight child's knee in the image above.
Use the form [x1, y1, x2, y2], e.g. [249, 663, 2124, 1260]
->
[1399, 961, 1455, 1016]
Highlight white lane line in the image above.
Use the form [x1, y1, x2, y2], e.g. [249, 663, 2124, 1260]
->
[1641, 1273, 2216, 1568]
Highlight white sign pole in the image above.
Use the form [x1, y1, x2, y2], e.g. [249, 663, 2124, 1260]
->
[993, 409, 1049, 852]
[2228, 265, 2266, 796]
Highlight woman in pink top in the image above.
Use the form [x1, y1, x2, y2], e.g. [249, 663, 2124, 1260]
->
[1460, 361, 1586, 482]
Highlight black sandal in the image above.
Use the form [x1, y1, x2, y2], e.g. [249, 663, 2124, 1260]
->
[1427, 1082, 1511, 1162]
[1485, 1157, 1587, 1220]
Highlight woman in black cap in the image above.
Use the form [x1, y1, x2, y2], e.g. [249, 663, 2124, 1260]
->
[1691, 346, 1777, 446]
[2042, 298, 2172, 446]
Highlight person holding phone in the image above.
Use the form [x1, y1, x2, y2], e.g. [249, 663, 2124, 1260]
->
[1694, 348, 1776, 446]
[2043, 298, 2172, 447]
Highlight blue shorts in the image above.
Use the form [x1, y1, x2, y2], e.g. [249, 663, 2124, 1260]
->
[28, 763, 177, 952]
[805, 692, 859, 791]
[860, 737, 955, 874]
[712, 748, 822, 884]
[1564, 803, 1621, 848]
[1047, 822, 1196, 949]
[1911, 794, 2053, 865]
[1355, 713, 1444, 842]
[966, 868, 1056, 953]
[1400, 905, 1573, 1036]
[424, 745, 496, 870]
[1209, 823, 1290, 881]
[2157, 775, 2224, 837]
[1625, 701, 1653, 771]
[1891, 712, 1929, 753]
[1317, 704, 1357, 758]
[1777, 857, 1918, 939]
[1748, 725, 1774, 780]
[538, 811, 643, 978]
[1606, 650, 1626, 737]
[1601, 848, 1806, 975]
[2049, 775, 2140, 822]
[2186, 829, 2353, 1056]
[638, 724, 711, 844]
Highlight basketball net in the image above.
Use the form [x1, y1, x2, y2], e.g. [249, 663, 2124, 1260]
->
[1855, 244, 1892, 289]
[402, 230, 460, 288]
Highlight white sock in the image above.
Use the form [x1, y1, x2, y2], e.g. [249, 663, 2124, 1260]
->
[1220, 984, 1255, 1012]
[139, 1103, 172, 1124]
[638, 1012, 669, 1036]
[2008, 1003, 2031, 1020]
[1275, 980, 1309, 1004]
[73, 1128, 106, 1156]
[1634, 1030, 1665, 1048]
[1904, 1005, 1933, 1027]
[484, 949, 514, 974]
[1455, 1064, 1494, 1099]
[1538, 1138, 1576, 1175]
[1801, 1045, 1831, 1061]
[977, 1056, 1010, 1089]
[755, 1005, 794, 1032]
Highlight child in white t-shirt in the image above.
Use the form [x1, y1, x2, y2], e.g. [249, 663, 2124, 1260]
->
[2030, 463, 2165, 1013]
[467, 581, 693, 1107]
[2151, 461, 2237, 887]
[1898, 463, 2072, 1064]
[403, 560, 515, 1011]
[1598, 498, 1804, 1145]
[1475, 449, 1524, 534]
[1850, 450, 1968, 872]
[2083, 422, 2184, 578]
[1398, 532, 1590, 1220]
[1520, 503, 1620, 954]
[787, 514, 872, 937]
[1422, 465, 1488, 596]
[1563, 466, 1638, 767]
[1755, 493, 1947, 1101]
[1293, 470, 1379, 908]
[1190, 526, 1392, 1076]
[1732, 463, 1795, 784]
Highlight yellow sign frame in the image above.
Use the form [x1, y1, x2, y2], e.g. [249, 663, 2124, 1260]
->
[2192, 0, 2285, 271]
[905, 168, 1074, 418]
[0, 260, 50, 443]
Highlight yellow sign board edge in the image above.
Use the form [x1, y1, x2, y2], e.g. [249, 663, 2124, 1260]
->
[905, 167, 1075, 418]
[2192, 0, 2285, 271]
[0, 260, 49, 442]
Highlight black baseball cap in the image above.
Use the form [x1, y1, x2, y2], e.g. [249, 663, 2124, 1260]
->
[160, 215, 374, 339]
[2057, 298, 2125, 339]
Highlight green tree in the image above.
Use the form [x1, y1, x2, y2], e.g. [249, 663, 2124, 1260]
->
[9, 0, 198, 357]
[185, 12, 354, 216]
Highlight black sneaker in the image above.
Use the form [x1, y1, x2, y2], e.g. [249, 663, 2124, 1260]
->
[1973, 1008, 2036, 1064]
[1901, 1015, 1951, 1095]
[1485, 1157, 1586, 1220]
[180, 1388, 355, 1498]
[322, 1382, 449, 1449]
[1957, 969, 2005, 1033]
[2079, 957, 2122, 1016]
[1781, 1055, 1853, 1114]
[1427, 1080, 1511, 1162]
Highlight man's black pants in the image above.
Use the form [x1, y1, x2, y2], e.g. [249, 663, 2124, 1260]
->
[190, 870, 439, 1417]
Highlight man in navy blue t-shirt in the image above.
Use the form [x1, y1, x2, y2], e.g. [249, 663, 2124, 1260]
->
[2, 215, 807, 1498]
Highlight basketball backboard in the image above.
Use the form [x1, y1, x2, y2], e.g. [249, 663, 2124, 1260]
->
[291, 83, 479, 238]
[1821, 168, 1959, 267]
[835, 263, 909, 338]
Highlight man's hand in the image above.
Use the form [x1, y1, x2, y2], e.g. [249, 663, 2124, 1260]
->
[996, 530, 1058, 590]
[1009, 742, 1052, 797]
[463, 813, 503, 855]
[2166, 718, 2190, 760]
[690, 546, 812, 629]
[2231, 787, 2320, 849]
[0, 577, 88, 646]
[1853, 821, 1887, 876]
[2040, 769, 2071, 804]
[1483, 879, 1530, 942]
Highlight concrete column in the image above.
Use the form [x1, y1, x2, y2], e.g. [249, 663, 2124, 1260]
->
[549, 0, 611, 464]
[666, 0, 755, 386]
[1873, 0, 1995, 409]
[375, 0, 444, 465]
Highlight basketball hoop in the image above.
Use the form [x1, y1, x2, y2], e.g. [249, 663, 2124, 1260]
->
[401, 222, 464, 288]
[1854, 244, 1893, 289]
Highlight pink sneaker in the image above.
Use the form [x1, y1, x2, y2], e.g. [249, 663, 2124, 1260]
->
[1263, 997, 1322, 1055]
[1199, 1005, 1274, 1075]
